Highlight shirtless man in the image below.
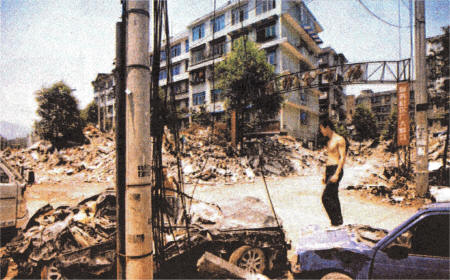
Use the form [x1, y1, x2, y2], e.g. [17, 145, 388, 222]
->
[319, 117, 347, 226]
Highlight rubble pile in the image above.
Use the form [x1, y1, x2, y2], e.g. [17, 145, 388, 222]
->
[1, 191, 288, 279]
[0, 125, 116, 184]
[1, 190, 116, 279]
[1, 124, 325, 185]
[162, 126, 323, 184]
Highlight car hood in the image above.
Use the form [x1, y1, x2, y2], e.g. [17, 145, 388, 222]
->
[295, 225, 388, 277]
[296, 224, 387, 253]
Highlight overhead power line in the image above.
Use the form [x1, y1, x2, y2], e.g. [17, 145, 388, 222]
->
[357, 0, 411, 28]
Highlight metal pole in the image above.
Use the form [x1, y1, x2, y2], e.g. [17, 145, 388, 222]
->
[125, 0, 153, 278]
[114, 12, 127, 279]
[414, 0, 429, 196]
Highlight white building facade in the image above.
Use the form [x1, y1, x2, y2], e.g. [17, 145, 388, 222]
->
[154, 0, 326, 141]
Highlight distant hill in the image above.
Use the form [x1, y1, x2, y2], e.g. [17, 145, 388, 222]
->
[0, 121, 30, 140]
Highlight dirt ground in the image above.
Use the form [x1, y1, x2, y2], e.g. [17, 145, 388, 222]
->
[24, 168, 419, 261]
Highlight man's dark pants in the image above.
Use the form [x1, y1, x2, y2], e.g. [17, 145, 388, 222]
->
[322, 165, 344, 226]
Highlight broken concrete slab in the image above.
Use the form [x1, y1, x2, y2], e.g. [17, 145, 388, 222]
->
[197, 251, 269, 280]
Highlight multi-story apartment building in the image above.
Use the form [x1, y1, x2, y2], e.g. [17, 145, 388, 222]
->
[356, 89, 415, 130]
[95, 1, 344, 142]
[92, 73, 115, 131]
[152, 31, 191, 127]
[318, 47, 348, 123]
[153, 0, 325, 141]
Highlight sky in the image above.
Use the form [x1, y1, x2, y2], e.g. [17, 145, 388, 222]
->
[0, 0, 448, 130]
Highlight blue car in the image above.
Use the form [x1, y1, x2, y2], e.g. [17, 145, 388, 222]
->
[292, 203, 450, 279]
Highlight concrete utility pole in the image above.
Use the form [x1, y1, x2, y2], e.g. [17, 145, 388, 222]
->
[414, 0, 429, 196]
[114, 3, 127, 277]
[125, 0, 153, 278]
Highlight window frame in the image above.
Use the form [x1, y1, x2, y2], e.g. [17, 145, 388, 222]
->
[192, 23, 205, 41]
[266, 50, 276, 65]
[232, 4, 248, 25]
[185, 39, 189, 52]
[381, 212, 450, 258]
[193, 92, 206, 105]
[211, 14, 225, 33]
[171, 63, 181, 76]
[159, 69, 167, 80]
[171, 43, 181, 58]
[256, 0, 276, 15]
[300, 110, 308, 125]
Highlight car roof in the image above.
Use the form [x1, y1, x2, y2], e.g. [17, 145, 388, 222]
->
[420, 202, 450, 211]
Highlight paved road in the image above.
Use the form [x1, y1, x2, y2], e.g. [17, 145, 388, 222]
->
[25, 173, 418, 258]
[186, 174, 418, 257]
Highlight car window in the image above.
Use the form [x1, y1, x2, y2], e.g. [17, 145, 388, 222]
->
[390, 214, 449, 258]
[0, 167, 10, 183]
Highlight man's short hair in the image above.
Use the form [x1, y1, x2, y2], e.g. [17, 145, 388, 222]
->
[319, 116, 335, 131]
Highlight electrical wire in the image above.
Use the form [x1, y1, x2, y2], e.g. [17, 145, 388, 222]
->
[357, 0, 411, 28]
[398, 0, 402, 59]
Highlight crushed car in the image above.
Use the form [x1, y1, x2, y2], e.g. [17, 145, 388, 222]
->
[1, 191, 289, 279]
[291, 203, 450, 279]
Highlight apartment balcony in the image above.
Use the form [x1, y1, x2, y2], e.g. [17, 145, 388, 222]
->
[174, 92, 189, 100]
[190, 48, 227, 67]
[279, 39, 316, 68]
[159, 72, 189, 86]
[281, 13, 321, 55]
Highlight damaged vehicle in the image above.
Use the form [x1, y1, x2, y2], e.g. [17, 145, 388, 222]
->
[1, 192, 289, 279]
[0, 157, 33, 237]
[159, 196, 290, 278]
[291, 203, 450, 279]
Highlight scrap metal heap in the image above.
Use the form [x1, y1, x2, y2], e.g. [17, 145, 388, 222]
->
[1, 191, 289, 279]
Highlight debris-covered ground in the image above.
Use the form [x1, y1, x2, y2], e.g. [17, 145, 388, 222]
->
[2, 124, 447, 205]
[1, 189, 289, 279]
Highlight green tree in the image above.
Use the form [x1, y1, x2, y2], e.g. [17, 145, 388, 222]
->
[215, 37, 282, 144]
[81, 100, 98, 125]
[35, 82, 85, 148]
[352, 105, 378, 145]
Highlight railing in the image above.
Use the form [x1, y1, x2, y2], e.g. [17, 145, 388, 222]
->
[190, 49, 227, 66]
[266, 59, 411, 94]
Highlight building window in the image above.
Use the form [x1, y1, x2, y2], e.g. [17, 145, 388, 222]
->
[192, 23, 205, 41]
[161, 50, 166, 61]
[212, 89, 223, 102]
[159, 69, 167, 80]
[171, 63, 181, 76]
[172, 81, 187, 94]
[300, 111, 308, 125]
[300, 91, 308, 103]
[257, 24, 276, 42]
[171, 43, 181, 58]
[185, 39, 189, 52]
[256, 0, 276, 15]
[211, 14, 225, 33]
[192, 48, 206, 64]
[232, 4, 248, 25]
[193, 92, 206, 105]
[190, 69, 205, 85]
[212, 40, 227, 57]
[266, 50, 276, 65]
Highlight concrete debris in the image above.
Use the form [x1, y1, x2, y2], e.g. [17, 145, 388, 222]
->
[1, 124, 446, 204]
[0, 125, 115, 184]
[197, 251, 269, 280]
[1, 190, 116, 279]
[430, 186, 450, 203]
[1, 191, 289, 279]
